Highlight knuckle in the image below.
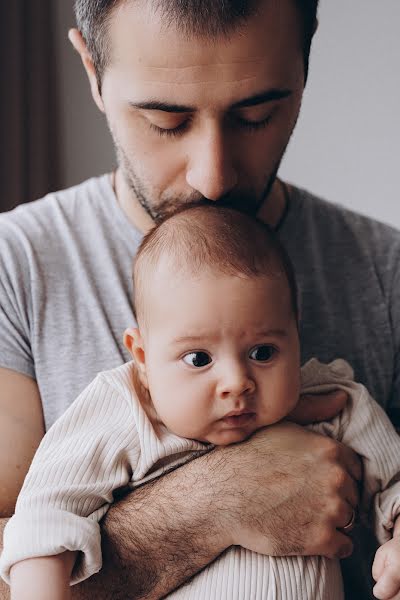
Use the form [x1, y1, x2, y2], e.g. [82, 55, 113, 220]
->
[328, 498, 344, 519]
[375, 544, 386, 557]
[349, 487, 359, 506]
[329, 465, 347, 490]
[320, 438, 340, 461]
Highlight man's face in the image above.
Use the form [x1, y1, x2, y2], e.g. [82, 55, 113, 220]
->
[99, 0, 305, 219]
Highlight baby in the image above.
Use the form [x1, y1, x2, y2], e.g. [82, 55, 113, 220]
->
[1, 204, 400, 600]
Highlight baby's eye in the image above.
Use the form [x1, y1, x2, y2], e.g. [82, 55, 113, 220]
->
[249, 345, 276, 362]
[182, 351, 212, 368]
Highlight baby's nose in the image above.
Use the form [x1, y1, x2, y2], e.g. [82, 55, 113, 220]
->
[216, 365, 255, 399]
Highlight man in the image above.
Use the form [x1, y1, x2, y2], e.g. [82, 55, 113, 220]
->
[1, 0, 398, 598]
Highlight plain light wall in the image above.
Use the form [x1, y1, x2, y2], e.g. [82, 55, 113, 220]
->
[279, 0, 400, 227]
[54, 0, 400, 227]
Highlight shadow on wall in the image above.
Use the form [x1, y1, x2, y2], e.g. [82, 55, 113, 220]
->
[1, 2, 61, 213]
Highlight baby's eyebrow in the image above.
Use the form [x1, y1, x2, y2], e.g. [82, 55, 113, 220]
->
[254, 329, 289, 338]
[172, 334, 210, 345]
[172, 329, 288, 346]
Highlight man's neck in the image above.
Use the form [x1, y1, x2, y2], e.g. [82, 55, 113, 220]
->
[256, 179, 288, 229]
[113, 169, 154, 234]
[112, 168, 287, 233]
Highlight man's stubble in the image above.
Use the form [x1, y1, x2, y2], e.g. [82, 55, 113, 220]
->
[111, 128, 288, 223]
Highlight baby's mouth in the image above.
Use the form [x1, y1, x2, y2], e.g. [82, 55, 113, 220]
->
[220, 411, 256, 428]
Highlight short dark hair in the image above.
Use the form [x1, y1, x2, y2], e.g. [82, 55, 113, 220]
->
[133, 203, 299, 327]
[74, 0, 319, 86]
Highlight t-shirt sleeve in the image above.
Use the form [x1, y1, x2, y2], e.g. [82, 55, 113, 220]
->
[0, 217, 35, 378]
[0, 373, 140, 586]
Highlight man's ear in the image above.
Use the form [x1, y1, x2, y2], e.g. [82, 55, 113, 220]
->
[124, 327, 148, 388]
[68, 28, 105, 113]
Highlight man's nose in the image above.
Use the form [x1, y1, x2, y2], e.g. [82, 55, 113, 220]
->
[185, 126, 237, 201]
[216, 362, 255, 399]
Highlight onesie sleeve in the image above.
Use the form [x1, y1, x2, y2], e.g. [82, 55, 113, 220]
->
[0, 373, 139, 585]
[336, 384, 400, 543]
[302, 359, 400, 544]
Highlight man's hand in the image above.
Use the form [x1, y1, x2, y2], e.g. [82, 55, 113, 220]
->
[71, 390, 358, 599]
[217, 419, 361, 561]
[0, 372, 356, 599]
[288, 389, 348, 425]
[70, 406, 360, 599]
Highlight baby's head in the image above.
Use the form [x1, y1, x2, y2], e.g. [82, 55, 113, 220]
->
[124, 204, 301, 445]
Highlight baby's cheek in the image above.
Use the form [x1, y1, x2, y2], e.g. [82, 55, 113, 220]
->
[172, 403, 208, 438]
[150, 385, 195, 435]
[268, 373, 300, 422]
[149, 365, 212, 437]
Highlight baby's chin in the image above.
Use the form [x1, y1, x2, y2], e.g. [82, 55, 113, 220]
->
[202, 428, 256, 446]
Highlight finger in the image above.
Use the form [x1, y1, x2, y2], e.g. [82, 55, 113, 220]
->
[373, 569, 400, 599]
[372, 548, 386, 582]
[319, 530, 354, 560]
[288, 390, 348, 425]
[333, 465, 360, 511]
[335, 440, 363, 482]
[341, 474, 360, 520]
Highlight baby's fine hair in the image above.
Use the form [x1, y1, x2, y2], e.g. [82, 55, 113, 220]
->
[133, 203, 298, 325]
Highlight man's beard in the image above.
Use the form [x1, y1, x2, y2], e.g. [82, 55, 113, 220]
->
[114, 138, 281, 223]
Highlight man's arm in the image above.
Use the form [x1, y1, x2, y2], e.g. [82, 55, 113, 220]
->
[0, 370, 359, 600]
[0, 368, 45, 517]
[0, 368, 46, 600]
[71, 416, 360, 600]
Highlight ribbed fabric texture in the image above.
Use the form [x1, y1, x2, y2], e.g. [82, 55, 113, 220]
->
[2, 358, 400, 599]
[0, 363, 209, 585]
[168, 552, 343, 599]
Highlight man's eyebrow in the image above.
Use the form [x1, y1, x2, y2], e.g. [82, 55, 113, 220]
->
[129, 88, 292, 114]
[230, 88, 292, 109]
[128, 100, 196, 113]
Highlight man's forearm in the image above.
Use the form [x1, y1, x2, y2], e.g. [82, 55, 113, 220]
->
[0, 456, 227, 600]
[72, 452, 230, 600]
[2, 418, 359, 600]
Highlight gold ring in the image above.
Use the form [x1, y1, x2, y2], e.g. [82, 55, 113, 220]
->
[341, 509, 356, 532]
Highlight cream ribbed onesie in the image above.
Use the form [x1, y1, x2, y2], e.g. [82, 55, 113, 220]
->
[2, 358, 400, 600]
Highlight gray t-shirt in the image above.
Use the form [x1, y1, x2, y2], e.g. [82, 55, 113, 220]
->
[1, 173, 400, 598]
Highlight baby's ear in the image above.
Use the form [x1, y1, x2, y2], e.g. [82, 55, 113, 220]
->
[123, 328, 148, 388]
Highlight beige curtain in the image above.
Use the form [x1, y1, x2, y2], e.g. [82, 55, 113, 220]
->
[0, 1, 60, 212]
